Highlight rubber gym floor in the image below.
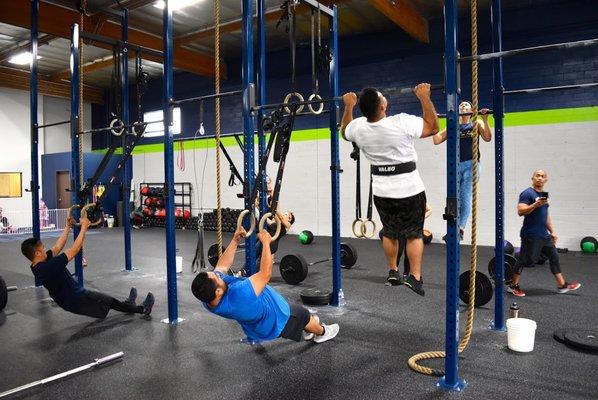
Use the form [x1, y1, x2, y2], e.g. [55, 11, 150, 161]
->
[0, 228, 596, 400]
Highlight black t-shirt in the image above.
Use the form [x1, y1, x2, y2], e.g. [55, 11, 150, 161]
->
[31, 250, 86, 312]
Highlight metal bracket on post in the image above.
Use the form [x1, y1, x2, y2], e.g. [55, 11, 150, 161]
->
[443, 197, 458, 221]
[248, 83, 257, 114]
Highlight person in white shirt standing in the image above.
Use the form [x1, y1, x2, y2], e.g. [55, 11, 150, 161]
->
[340, 84, 439, 296]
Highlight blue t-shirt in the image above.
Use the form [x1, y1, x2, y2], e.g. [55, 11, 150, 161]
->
[459, 123, 480, 162]
[519, 187, 550, 238]
[31, 250, 86, 312]
[204, 271, 290, 341]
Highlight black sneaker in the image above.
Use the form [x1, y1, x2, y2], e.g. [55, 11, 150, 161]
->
[141, 292, 155, 316]
[125, 287, 137, 305]
[386, 269, 402, 286]
[404, 275, 425, 296]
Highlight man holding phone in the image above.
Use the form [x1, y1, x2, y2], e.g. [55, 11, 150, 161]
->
[507, 169, 581, 297]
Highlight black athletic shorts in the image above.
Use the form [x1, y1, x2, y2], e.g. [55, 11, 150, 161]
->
[375, 191, 426, 240]
[73, 290, 112, 319]
[279, 303, 311, 342]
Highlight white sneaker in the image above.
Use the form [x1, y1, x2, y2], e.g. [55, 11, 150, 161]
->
[313, 323, 339, 343]
[302, 315, 320, 341]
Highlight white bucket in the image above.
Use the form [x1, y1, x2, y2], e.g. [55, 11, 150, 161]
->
[176, 256, 183, 274]
[507, 318, 537, 352]
[106, 217, 114, 228]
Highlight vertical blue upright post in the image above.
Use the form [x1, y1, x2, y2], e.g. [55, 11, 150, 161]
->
[30, 0, 42, 287]
[241, 0, 257, 276]
[491, 0, 506, 331]
[121, 9, 134, 272]
[328, 6, 342, 306]
[438, 0, 466, 391]
[70, 23, 84, 288]
[162, 1, 179, 323]
[257, 0, 267, 216]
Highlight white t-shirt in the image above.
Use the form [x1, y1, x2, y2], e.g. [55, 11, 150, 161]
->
[345, 113, 425, 199]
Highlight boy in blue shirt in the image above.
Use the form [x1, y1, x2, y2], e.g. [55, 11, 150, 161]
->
[192, 229, 339, 344]
[21, 215, 154, 319]
[507, 169, 581, 297]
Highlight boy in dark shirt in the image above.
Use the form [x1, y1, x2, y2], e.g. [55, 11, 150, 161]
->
[21, 214, 154, 319]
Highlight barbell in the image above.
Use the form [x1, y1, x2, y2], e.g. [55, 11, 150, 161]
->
[207, 242, 279, 267]
[279, 242, 358, 285]
[0, 276, 17, 312]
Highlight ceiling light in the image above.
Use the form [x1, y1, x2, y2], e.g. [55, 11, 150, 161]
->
[8, 52, 42, 65]
[153, 0, 202, 11]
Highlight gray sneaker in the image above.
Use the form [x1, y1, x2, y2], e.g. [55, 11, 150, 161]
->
[313, 323, 340, 343]
[125, 287, 137, 305]
[303, 315, 320, 341]
[142, 292, 155, 316]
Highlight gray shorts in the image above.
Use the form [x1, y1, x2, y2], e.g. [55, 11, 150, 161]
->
[279, 303, 311, 342]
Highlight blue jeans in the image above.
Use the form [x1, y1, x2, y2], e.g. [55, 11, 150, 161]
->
[458, 160, 480, 229]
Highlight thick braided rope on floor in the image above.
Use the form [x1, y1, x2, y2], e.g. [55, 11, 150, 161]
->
[214, 0, 223, 256]
[408, 0, 479, 376]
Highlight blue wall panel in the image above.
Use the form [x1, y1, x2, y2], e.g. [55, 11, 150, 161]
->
[41, 152, 129, 216]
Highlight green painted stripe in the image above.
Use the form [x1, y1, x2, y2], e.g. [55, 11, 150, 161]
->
[95, 106, 598, 154]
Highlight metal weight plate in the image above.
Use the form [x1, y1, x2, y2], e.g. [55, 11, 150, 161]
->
[280, 254, 308, 285]
[488, 254, 517, 283]
[340, 242, 358, 268]
[459, 270, 493, 308]
[208, 243, 226, 267]
[300, 288, 331, 306]
[0, 276, 7, 312]
[564, 330, 598, 352]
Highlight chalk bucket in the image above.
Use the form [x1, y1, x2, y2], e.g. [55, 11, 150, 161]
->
[507, 318, 537, 352]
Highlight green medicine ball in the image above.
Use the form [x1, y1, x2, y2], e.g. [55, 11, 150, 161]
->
[299, 230, 314, 245]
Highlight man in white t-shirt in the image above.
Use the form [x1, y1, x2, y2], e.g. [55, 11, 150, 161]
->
[340, 84, 439, 296]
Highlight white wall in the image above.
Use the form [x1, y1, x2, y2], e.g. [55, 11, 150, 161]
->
[43, 96, 92, 154]
[131, 121, 598, 250]
[0, 87, 93, 212]
[0, 88, 44, 211]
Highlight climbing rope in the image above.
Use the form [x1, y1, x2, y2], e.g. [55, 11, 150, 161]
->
[408, 0, 480, 376]
[214, 0, 223, 257]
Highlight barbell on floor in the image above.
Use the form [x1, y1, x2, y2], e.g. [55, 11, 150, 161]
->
[279, 243, 358, 285]
[0, 352, 124, 398]
[207, 242, 279, 267]
[0, 276, 17, 312]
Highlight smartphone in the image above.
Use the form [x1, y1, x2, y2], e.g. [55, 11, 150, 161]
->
[539, 191, 549, 199]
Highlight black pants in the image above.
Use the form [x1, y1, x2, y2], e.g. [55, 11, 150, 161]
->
[515, 236, 561, 275]
[74, 290, 143, 319]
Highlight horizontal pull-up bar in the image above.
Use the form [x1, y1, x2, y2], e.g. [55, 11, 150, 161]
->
[253, 83, 444, 112]
[460, 38, 598, 62]
[299, 0, 334, 17]
[171, 90, 243, 106]
[437, 110, 494, 118]
[80, 31, 164, 58]
[504, 82, 598, 95]
[35, 120, 70, 129]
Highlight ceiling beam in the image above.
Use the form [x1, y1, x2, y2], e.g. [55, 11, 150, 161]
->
[367, 0, 429, 43]
[49, 55, 126, 82]
[175, 1, 342, 47]
[0, 34, 58, 63]
[0, 66, 104, 104]
[0, 1, 224, 78]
